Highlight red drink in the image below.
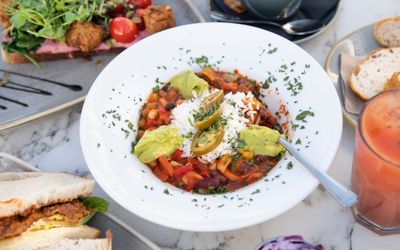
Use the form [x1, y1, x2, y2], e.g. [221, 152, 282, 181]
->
[352, 89, 400, 234]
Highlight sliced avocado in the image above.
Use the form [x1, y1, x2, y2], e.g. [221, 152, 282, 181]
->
[170, 71, 208, 99]
[134, 125, 184, 163]
[239, 125, 285, 157]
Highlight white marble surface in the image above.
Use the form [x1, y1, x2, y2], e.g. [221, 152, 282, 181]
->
[1, 0, 400, 249]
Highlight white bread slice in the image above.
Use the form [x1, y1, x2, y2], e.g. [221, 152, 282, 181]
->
[0, 172, 95, 218]
[349, 47, 400, 100]
[0, 225, 100, 250]
[38, 230, 112, 250]
[374, 17, 400, 47]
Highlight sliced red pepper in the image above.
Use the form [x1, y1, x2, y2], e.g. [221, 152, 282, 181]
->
[173, 164, 194, 179]
[153, 165, 169, 182]
[220, 81, 238, 93]
[171, 149, 183, 161]
[145, 119, 158, 129]
[182, 171, 203, 191]
[158, 156, 173, 176]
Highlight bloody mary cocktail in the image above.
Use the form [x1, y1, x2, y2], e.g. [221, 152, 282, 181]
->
[352, 89, 400, 234]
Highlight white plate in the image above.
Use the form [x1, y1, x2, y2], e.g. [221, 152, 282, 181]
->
[80, 23, 342, 232]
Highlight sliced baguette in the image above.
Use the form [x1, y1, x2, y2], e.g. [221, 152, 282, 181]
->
[1, 46, 125, 64]
[374, 17, 400, 47]
[0, 225, 100, 250]
[349, 47, 400, 100]
[0, 172, 95, 219]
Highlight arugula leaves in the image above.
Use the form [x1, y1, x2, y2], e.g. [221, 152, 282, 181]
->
[2, 0, 107, 65]
[82, 196, 109, 212]
[80, 196, 109, 224]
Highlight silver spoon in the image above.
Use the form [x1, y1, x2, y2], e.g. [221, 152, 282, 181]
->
[278, 137, 358, 207]
[210, 11, 325, 36]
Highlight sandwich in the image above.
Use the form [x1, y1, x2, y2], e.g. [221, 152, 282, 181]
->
[0, 172, 111, 250]
[0, 0, 175, 66]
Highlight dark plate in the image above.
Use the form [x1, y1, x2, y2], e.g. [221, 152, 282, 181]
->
[209, 0, 340, 43]
[0, 0, 203, 131]
[88, 212, 160, 250]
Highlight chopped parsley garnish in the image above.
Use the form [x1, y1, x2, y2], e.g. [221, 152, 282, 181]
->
[296, 110, 315, 122]
[163, 189, 171, 195]
[295, 138, 302, 145]
[267, 47, 278, 54]
[251, 189, 261, 195]
[130, 141, 138, 154]
[194, 105, 218, 121]
[127, 122, 134, 130]
[262, 80, 270, 89]
[236, 138, 246, 149]
[152, 85, 160, 93]
[287, 161, 293, 169]
[194, 56, 211, 68]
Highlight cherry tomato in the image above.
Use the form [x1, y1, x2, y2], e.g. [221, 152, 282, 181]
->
[113, 4, 126, 17]
[109, 17, 138, 43]
[130, 0, 152, 9]
[136, 16, 146, 31]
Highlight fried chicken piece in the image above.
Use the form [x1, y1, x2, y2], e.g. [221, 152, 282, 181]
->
[0, 0, 11, 29]
[142, 5, 175, 35]
[66, 22, 104, 52]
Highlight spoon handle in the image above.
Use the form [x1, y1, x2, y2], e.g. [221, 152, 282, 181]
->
[278, 138, 358, 208]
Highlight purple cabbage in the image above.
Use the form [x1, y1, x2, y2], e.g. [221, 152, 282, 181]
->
[258, 235, 324, 250]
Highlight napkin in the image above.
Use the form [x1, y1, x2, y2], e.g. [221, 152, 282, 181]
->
[339, 53, 366, 115]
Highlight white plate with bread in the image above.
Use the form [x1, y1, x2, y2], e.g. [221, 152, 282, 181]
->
[325, 17, 400, 126]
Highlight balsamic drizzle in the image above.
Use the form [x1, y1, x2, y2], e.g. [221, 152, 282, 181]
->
[0, 81, 52, 95]
[0, 69, 83, 91]
[0, 95, 28, 107]
[0, 68, 83, 110]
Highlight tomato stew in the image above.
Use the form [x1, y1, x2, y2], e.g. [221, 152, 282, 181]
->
[135, 68, 282, 194]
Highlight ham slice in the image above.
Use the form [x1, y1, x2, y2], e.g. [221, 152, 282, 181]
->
[19, 30, 148, 54]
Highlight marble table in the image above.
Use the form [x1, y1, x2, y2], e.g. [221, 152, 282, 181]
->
[1, 0, 400, 249]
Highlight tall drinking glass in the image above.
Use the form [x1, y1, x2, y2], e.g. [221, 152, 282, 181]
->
[352, 89, 400, 234]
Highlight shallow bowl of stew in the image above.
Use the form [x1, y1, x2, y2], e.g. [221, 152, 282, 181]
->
[80, 23, 342, 232]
